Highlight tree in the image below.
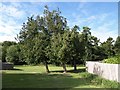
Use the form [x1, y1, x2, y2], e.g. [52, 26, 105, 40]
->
[18, 16, 39, 64]
[68, 25, 82, 71]
[90, 36, 100, 61]
[6, 45, 23, 64]
[50, 33, 68, 73]
[81, 27, 92, 61]
[100, 37, 115, 57]
[114, 36, 120, 54]
[2, 41, 16, 62]
[33, 33, 50, 73]
[43, 6, 67, 72]
[17, 6, 67, 73]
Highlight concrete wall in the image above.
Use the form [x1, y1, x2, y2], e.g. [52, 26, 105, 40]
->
[86, 61, 120, 83]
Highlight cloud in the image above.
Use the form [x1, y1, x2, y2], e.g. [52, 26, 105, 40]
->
[68, 14, 97, 28]
[77, 2, 88, 16]
[0, 2, 47, 42]
[0, 2, 48, 42]
[0, 2, 25, 42]
[0, 3, 26, 18]
[68, 12, 117, 42]
[0, 17, 22, 42]
[0, 2, 117, 43]
[91, 22, 118, 42]
[0, 35, 17, 42]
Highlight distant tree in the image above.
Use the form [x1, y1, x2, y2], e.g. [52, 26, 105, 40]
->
[6, 45, 23, 64]
[100, 37, 115, 57]
[81, 27, 92, 61]
[2, 41, 16, 62]
[114, 36, 120, 54]
[90, 36, 100, 61]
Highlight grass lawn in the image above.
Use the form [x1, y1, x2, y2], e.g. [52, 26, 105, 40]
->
[2, 65, 120, 89]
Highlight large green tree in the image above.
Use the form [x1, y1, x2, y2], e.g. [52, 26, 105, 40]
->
[18, 6, 67, 73]
[114, 36, 120, 54]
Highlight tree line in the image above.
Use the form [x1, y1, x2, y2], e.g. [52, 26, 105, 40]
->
[1, 6, 120, 73]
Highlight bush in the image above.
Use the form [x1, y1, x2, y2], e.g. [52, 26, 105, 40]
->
[103, 55, 120, 64]
[6, 45, 24, 65]
[102, 79, 119, 88]
[80, 72, 93, 78]
[80, 72, 120, 88]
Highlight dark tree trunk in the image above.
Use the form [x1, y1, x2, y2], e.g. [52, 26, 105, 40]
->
[62, 62, 67, 73]
[44, 60, 50, 73]
[73, 59, 77, 71]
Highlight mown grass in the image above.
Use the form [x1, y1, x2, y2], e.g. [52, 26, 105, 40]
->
[2, 65, 120, 89]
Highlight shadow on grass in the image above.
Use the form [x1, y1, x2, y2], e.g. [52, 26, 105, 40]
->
[51, 68, 86, 73]
[12, 68, 23, 71]
[2, 68, 23, 71]
[2, 72, 100, 89]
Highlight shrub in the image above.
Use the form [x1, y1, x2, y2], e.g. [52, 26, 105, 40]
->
[80, 72, 93, 78]
[80, 72, 96, 81]
[102, 79, 119, 88]
[80, 72, 120, 88]
[103, 55, 120, 64]
[6, 45, 25, 65]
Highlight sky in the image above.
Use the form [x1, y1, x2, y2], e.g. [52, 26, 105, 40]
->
[0, 2, 118, 42]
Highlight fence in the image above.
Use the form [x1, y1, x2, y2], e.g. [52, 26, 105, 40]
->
[86, 61, 120, 83]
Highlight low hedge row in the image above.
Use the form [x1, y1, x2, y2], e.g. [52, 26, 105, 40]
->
[103, 55, 120, 64]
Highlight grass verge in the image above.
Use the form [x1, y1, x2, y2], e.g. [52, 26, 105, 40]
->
[2, 65, 120, 89]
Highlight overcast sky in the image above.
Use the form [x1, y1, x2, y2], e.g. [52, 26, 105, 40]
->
[0, 2, 118, 42]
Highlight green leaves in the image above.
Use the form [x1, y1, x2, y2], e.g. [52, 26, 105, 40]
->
[103, 55, 120, 64]
[114, 36, 120, 54]
[6, 45, 23, 64]
[2, 41, 17, 62]
[100, 37, 115, 57]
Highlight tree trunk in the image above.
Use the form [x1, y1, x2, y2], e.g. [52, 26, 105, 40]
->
[62, 62, 67, 73]
[73, 59, 77, 71]
[44, 60, 50, 73]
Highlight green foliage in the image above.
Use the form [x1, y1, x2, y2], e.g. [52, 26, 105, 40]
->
[100, 37, 115, 57]
[101, 79, 119, 88]
[0, 43, 2, 60]
[80, 72, 120, 88]
[2, 41, 16, 62]
[6, 44, 24, 65]
[114, 36, 120, 54]
[103, 55, 120, 64]
[80, 72, 94, 78]
[17, 6, 68, 73]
